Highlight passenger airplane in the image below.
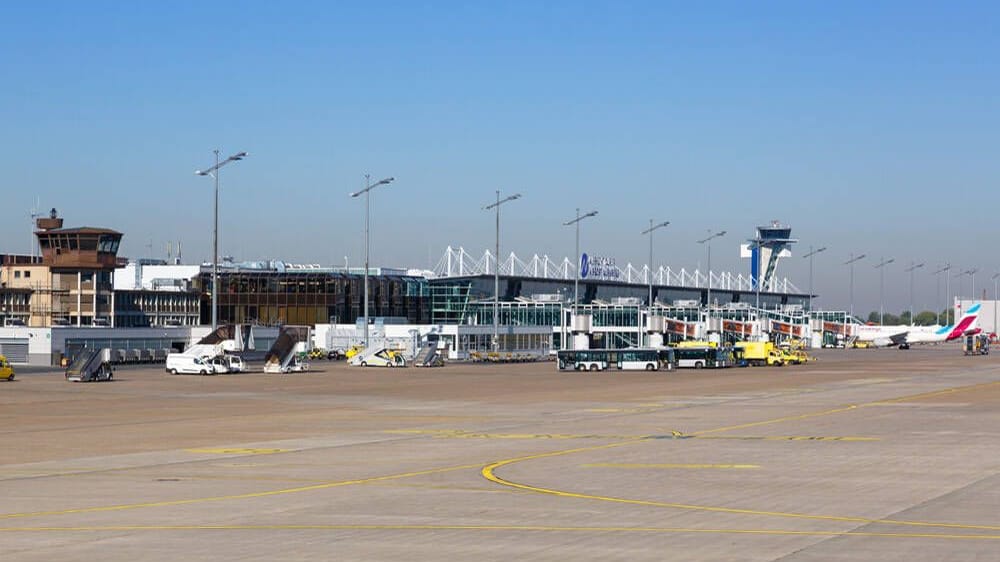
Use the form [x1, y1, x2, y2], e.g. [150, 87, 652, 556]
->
[854, 304, 981, 349]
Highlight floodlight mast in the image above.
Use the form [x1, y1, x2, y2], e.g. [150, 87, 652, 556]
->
[874, 257, 895, 325]
[350, 175, 395, 347]
[697, 230, 726, 312]
[904, 262, 925, 325]
[195, 150, 249, 330]
[563, 209, 598, 325]
[802, 246, 827, 311]
[931, 264, 952, 324]
[641, 220, 670, 312]
[483, 191, 522, 353]
[843, 253, 866, 321]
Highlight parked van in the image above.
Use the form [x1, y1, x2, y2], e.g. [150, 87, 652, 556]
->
[224, 355, 246, 373]
[166, 354, 215, 375]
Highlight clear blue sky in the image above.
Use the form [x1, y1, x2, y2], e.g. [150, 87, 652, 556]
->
[2, 1, 999, 315]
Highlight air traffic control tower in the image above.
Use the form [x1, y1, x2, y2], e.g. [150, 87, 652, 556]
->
[742, 221, 798, 292]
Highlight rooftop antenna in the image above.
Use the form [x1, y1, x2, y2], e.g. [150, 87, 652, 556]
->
[29, 198, 41, 258]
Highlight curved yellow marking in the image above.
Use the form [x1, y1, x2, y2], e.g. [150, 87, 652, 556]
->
[481, 380, 1000, 532]
[482, 449, 1000, 531]
[0, 524, 997, 540]
[0, 463, 481, 520]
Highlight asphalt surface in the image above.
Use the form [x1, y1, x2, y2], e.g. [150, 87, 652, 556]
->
[1, 346, 998, 560]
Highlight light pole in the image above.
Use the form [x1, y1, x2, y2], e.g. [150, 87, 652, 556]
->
[748, 232, 765, 311]
[697, 230, 726, 312]
[483, 191, 522, 352]
[874, 257, 895, 325]
[969, 268, 979, 303]
[350, 175, 395, 347]
[943, 264, 953, 324]
[195, 150, 248, 330]
[992, 273, 999, 336]
[904, 262, 924, 325]
[953, 269, 970, 324]
[641, 220, 670, 307]
[931, 264, 950, 325]
[563, 208, 598, 315]
[802, 246, 827, 311]
[844, 254, 866, 321]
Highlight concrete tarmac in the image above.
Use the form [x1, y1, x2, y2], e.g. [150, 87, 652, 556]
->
[1, 347, 998, 560]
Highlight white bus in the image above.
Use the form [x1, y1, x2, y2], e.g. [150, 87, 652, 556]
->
[674, 346, 734, 369]
[616, 348, 675, 371]
[557, 348, 676, 372]
[557, 349, 610, 371]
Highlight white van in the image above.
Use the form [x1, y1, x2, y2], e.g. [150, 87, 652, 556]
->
[166, 354, 215, 375]
[224, 355, 245, 373]
[209, 356, 231, 374]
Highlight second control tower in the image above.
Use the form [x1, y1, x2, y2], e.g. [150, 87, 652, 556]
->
[742, 221, 797, 292]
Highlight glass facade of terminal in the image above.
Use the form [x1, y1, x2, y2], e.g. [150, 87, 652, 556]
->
[185, 271, 812, 336]
[198, 271, 430, 326]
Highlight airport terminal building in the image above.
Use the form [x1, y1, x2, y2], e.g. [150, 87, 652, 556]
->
[2, 212, 841, 364]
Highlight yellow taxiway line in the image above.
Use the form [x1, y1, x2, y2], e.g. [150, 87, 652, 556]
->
[0, 523, 997, 540]
[481, 380, 1000, 533]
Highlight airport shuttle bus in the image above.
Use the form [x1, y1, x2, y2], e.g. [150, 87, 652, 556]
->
[674, 346, 734, 369]
[557, 348, 676, 372]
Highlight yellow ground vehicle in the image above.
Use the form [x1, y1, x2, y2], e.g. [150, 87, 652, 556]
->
[733, 341, 784, 367]
[344, 345, 366, 360]
[0, 355, 14, 381]
[778, 347, 811, 365]
[776, 341, 813, 364]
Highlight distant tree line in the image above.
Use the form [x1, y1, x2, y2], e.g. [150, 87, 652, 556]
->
[864, 309, 955, 325]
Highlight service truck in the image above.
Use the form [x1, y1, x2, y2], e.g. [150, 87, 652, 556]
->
[733, 341, 785, 367]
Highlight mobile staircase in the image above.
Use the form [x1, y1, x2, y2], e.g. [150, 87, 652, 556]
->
[412, 343, 444, 367]
[167, 324, 255, 375]
[263, 325, 312, 373]
[65, 348, 114, 382]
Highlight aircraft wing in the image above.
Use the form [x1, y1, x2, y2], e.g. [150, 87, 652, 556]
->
[889, 332, 909, 346]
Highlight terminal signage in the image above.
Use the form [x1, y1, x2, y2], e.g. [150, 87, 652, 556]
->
[580, 253, 620, 281]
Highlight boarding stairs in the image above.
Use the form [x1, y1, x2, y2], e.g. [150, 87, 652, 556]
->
[180, 324, 255, 364]
[264, 325, 312, 373]
[413, 343, 443, 367]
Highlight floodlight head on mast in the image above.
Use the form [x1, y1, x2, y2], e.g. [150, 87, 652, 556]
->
[563, 210, 598, 226]
[483, 192, 522, 210]
[195, 151, 249, 177]
[350, 176, 395, 198]
[697, 230, 726, 244]
[641, 220, 670, 235]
